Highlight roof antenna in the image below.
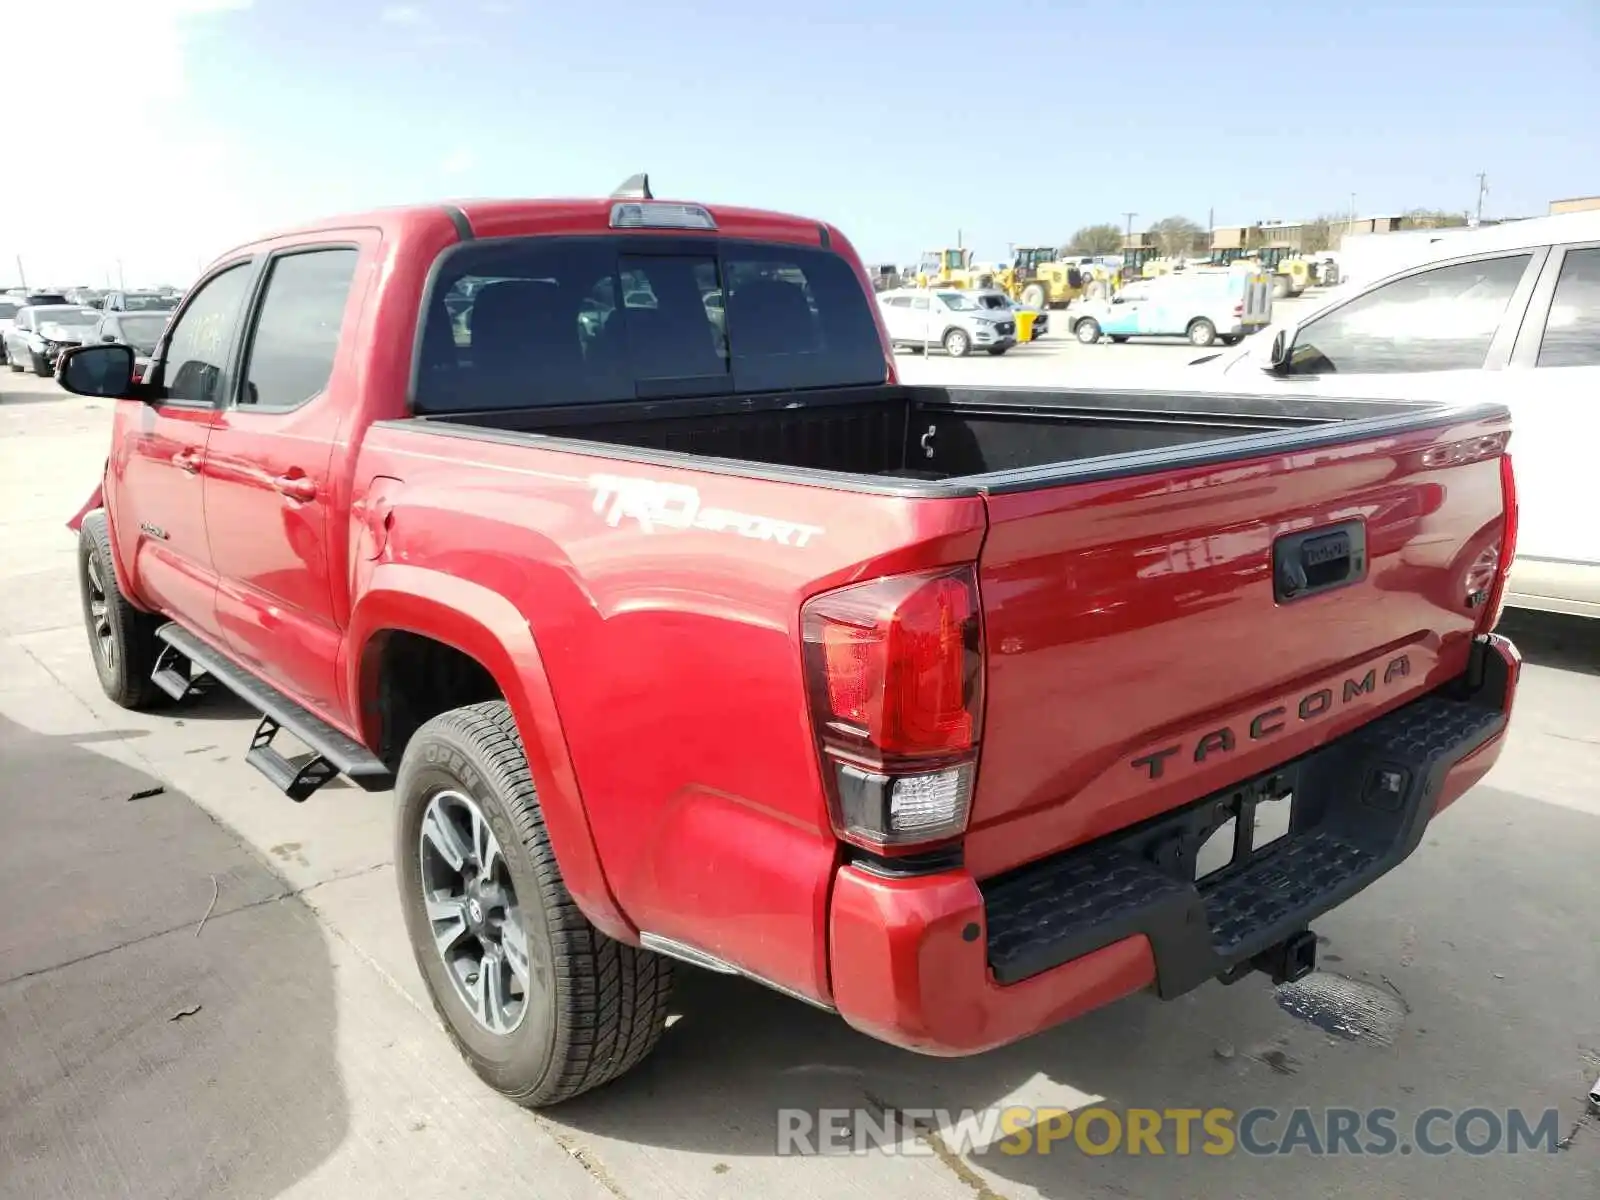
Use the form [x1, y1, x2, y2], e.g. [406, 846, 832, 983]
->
[611, 173, 652, 200]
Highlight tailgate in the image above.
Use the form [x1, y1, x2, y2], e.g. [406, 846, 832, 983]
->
[964, 412, 1511, 880]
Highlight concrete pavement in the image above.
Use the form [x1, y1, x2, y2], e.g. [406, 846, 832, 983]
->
[1, 369, 1595, 1199]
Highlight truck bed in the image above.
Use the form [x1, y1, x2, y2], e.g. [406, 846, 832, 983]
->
[401, 385, 1461, 493]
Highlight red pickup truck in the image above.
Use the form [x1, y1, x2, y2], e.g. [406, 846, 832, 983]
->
[60, 178, 1521, 1108]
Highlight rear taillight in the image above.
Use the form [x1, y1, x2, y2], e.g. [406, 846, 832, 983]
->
[1232, 302, 1244, 316]
[801, 565, 984, 853]
[1478, 452, 1518, 630]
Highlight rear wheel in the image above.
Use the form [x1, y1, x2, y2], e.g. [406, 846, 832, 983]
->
[943, 328, 971, 358]
[1019, 282, 1048, 309]
[396, 702, 675, 1108]
[78, 512, 167, 709]
[1187, 317, 1217, 347]
[1075, 318, 1101, 344]
[1270, 274, 1290, 300]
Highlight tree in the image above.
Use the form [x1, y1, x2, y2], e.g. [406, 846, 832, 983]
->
[1401, 208, 1470, 230]
[1066, 223, 1124, 255]
[1300, 215, 1341, 254]
[1149, 215, 1205, 258]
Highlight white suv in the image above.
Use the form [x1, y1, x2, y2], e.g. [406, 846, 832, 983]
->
[1189, 211, 1600, 619]
[878, 287, 1017, 357]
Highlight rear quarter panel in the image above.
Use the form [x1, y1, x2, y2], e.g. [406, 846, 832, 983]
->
[349, 426, 986, 1004]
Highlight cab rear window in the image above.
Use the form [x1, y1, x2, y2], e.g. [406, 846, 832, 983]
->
[412, 237, 886, 413]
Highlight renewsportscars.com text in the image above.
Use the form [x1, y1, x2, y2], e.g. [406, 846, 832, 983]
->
[776, 1105, 1568, 1158]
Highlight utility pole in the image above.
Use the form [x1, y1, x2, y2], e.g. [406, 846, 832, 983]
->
[1123, 211, 1138, 243]
[1474, 173, 1489, 225]
[116, 259, 126, 290]
[1348, 193, 1357, 236]
[14, 255, 26, 291]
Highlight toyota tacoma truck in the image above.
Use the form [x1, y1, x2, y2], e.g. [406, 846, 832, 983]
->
[58, 176, 1522, 1108]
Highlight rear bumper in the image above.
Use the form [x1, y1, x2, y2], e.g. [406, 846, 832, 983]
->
[828, 633, 1519, 1055]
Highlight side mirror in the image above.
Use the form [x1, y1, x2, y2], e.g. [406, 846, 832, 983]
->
[57, 343, 136, 399]
[1266, 328, 1291, 371]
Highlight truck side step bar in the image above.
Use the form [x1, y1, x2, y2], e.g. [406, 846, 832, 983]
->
[150, 640, 219, 702]
[153, 623, 395, 801]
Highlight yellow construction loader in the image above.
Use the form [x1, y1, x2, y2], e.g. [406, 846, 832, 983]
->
[1004, 246, 1089, 310]
[909, 248, 989, 289]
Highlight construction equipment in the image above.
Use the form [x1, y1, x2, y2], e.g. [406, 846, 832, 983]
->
[909, 248, 989, 290]
[869, 264, 904, 293]
[1004, 246, 1088, 310]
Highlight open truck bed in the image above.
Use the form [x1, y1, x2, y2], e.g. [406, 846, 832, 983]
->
[393, 384, 1495, 494]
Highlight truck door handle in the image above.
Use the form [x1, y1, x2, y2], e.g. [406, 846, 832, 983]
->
[172, 449, 202, 474]
[273, 473, 317, 503]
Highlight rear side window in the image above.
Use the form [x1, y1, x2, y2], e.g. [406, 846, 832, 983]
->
[1536, 247, 1600, 368]
[413, 237, 886, 413]
[239, 248, 360, 409]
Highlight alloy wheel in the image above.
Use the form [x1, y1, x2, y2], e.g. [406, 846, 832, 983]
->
[418, 789, 532, 1035]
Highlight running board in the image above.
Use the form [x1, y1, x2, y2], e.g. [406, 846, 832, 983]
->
[153, 624, 395, 800]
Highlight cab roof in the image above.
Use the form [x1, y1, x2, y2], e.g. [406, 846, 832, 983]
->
[223, 197, 844, 259]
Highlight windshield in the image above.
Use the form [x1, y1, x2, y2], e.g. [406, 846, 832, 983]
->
[38, 308, 100, 328]
[120, 293, 171, 312]
[117, 314, 168, 353]
[937, 291, 979, 311]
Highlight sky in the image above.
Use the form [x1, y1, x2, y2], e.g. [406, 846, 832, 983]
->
[2, 0, 1596, 288]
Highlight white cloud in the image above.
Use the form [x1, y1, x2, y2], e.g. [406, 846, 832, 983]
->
[0, 1, 257, 286]
[441, 148, 477, 176]
[380, 4, 427, 24]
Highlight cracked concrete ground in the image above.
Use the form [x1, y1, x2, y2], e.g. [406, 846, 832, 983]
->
[1, 370, 1595, 1199]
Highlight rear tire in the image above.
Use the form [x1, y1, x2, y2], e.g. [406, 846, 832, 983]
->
[943, 328, 971, 358]
[1019, 282, 1048, 309]
[1270, 275, 1290, 300]
[1075, 318, 1101, 344]
[77, 512, 167, 710]
[395, 701, 675, 1108]
[1187, 318, 1217, 347]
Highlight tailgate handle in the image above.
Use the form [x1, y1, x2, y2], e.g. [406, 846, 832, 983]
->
[1273, 520, 1366, 602]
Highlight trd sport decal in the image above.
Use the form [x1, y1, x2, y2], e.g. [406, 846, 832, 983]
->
[588, 474, 824, 547]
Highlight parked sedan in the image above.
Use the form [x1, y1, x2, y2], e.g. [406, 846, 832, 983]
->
[101, 289, 175, 313]
[91, 309, 171, 383]
[3, 305, 102, 376]
[0, 297, 18, 364]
